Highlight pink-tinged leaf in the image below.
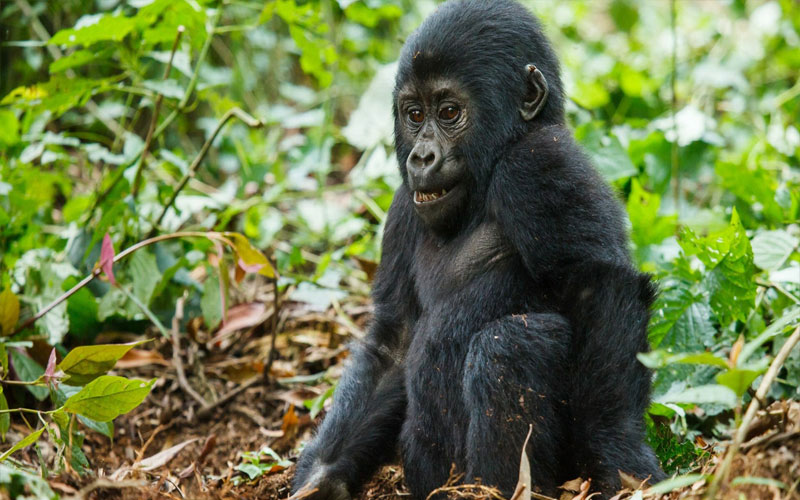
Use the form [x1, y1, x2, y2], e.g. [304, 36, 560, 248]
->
[43, 348, 59, 387]
[100, 233, 117, 286]
[237, 258, 263, 274]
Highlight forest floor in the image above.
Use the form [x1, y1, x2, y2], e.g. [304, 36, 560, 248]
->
[8, 281, 800, 500]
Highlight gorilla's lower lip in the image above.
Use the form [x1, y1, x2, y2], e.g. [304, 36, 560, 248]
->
[414, 187, 452, 204]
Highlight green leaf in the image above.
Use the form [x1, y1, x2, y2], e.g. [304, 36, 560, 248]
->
[715, 369, 760, 398]
[201, 273, 222, 330]
[50, 14, 136, 47]
[750, 230, 798, 271]
[0, 109, 20, 146]
[0, 427, 45, 462]
[656, 384, 738, 408]
[63, 376, 155, 422]
[222, 232, 276, 278]
[9, 350, 48, 401]
[130, 251, 162, 306]
[649, 279, 715, 350]
[57, 340, 149, 386]
[78, 415, 114, 439]
[675, 352, 729, 369]
[304, 385, 335, 419]
[49, 49, 102, 73]
[680, 210, 756, 325]
[739, 306, 800, 365]
[0, 289, 19, 335]
[66, 286, 99, 341]
[572, 81, 610, 109]
[627, 179, 677, 248]
[0, 388, 9, 442]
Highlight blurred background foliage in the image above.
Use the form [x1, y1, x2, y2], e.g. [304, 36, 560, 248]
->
[0, 0, 799, 482]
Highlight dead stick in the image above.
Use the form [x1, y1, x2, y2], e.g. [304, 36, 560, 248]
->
[171, 296, 208, 407]
[705, 324, 800, 499]
[263, 273, 281, 384]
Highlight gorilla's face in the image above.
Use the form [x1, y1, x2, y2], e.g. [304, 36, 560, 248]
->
[395, 78, 472, 231]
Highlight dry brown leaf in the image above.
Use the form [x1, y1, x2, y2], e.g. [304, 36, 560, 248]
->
[135, 438, 200, 471]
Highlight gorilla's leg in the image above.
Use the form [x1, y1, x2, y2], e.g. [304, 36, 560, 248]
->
[462, 313, 571, 497]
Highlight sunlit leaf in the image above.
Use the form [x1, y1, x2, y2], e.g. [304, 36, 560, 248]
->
[57, 340, 149, 386]
[63, 376, 156, 422]
[0, 427, 45, 462]
[0, 289, 20, 335]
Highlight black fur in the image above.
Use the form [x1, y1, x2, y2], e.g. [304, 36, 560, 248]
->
[292, 1, 664, 498]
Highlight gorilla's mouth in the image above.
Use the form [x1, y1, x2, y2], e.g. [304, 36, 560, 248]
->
[414, 188, 450, 204]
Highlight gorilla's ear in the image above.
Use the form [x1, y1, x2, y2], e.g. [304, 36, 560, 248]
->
[520, 64, 549, 121]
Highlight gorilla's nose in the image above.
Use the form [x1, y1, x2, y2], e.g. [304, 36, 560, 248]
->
[407, 141, 442, 177]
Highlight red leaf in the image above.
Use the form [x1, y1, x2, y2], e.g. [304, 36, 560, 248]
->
[44, 348, 58, 387]
[100, 234, 117, 286]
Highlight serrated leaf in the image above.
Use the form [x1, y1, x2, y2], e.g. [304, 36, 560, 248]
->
[63, 376, 155, 422]
[0, 289, 19, 335]
[0, 427, 45, 462]
[751, 230, 798, 271]
[57, 340, 149, 386]
[649, 282, 715, 350]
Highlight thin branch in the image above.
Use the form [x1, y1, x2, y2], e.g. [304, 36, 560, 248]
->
[12, 231, 212, 335]
[88, 9, 223, 219]
[150, 107, 263, 233]
[171, 296, 209, 408]
[131, 25, 185, 198]
[263, 273, 281, 385]
[705, 324, 800, 499]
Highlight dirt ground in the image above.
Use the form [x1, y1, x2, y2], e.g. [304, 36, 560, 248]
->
[6, 283, 800, 500]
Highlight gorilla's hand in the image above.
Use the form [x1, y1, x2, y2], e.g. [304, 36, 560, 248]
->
[290, 469, 351, 500]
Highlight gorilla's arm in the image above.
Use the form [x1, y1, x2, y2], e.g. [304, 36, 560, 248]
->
[489, 129, 664, 490]
[292, 188, 420, 499]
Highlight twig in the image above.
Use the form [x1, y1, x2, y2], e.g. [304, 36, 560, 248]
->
[12, 231, 217, 335]
[705, 324, 800, 499]
[132, 25, 185, 198]
[263, 273, 281, 385]
[150, 107, 263, 234]
[88, 9, 223, 219]
[171, 296, 208, 408]
[195, 376, 261, 421]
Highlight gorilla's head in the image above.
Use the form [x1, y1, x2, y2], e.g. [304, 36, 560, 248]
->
[393, 0, 565, 233]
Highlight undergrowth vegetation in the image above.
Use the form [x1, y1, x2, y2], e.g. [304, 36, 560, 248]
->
[0, 0, 798, 498]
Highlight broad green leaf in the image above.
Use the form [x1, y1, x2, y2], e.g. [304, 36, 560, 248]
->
[675, 352, 729, 369]
[57, 340, 149, 386]
[656, 384, 738, 408]
[0, 427, 45, 462]
[130, 251, 161, 306]
[50, 14, 136, 47]
[9, 350, 48, 401]
[201, 273, 223, 329]
[0, 289, 19, 335]
[49, 49, 103, 73]
[222, 232, 276, 278]
[0, 388, 8, 441]
[0, 109, 20, 146]
[304, 385, 335, 419]
[716, 369, 760, 398]
[739, 306, 800, 364]
[63, 376, 155, 422]
[680, 210, 756, 325]
[649, 280, 715, 350]
[751, 230, 798, 271]
[66, 286, 99, 341]
[2, 77, 114, 117]
[572, 81, 610, 109]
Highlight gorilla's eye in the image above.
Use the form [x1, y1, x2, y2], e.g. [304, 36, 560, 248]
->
[438, 105, 460, 122]
[408, 109, 424, 123]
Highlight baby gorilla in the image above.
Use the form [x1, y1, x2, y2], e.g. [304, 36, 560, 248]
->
[292, 1, 664, 498]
